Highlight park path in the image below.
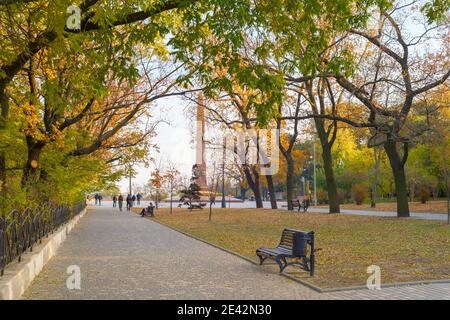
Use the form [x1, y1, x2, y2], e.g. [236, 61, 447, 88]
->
[99, 200, 448, 221]
[22, 207, 321, 300]
[308, 208, 448, 221]
[22, 207, 449, 300]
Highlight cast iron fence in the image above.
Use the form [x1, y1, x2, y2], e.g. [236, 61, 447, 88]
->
[0, 201, 85, 276]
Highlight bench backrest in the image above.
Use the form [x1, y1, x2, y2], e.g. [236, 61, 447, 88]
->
[279, 228, 313, 257]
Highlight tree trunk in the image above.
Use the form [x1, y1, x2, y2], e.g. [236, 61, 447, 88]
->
[409, 183, 415, 202]
[0, 152, 5, 215]
[321, 144, 340, 213]
[0, 86, 8, 213]
[371, 147, 381, 208]
[240, 187, 247, 200]
[286, 157, 295, 210]
[370, 186, 377, 208]
[22, 136, 45, 189]
[384, 141, 410, 217]
[252, 168, 263, 208]
[314, 113, 340, 214]
[432, 186, 439, 200]
[265, 174, 277, 209]
[243, 165, 263, 208]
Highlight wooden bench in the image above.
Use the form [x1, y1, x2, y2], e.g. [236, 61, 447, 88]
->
[256, 228, 315, 275]
[290, 199, 310, 212]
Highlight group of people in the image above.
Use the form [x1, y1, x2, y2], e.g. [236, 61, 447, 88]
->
[90, 193, 103, 206]
[112, 193, 142, 207]
[111, 193, 144, 211]
[88, 193, 154, 216]
[110, 194, 155, 217]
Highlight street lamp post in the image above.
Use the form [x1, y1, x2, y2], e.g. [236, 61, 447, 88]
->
[128, 165, 132, 195]
[313, 140, 317, 206]
[301, 176, 306, 198]
[169, 180, 173, 214]
[221, 138, 226, 208]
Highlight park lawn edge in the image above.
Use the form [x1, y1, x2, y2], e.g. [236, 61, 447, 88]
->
[131, 207, 450, 289]
[133, 210, 450, 292]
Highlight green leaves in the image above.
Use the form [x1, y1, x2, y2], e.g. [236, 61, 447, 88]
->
[421, 0, 450, 22]
[327, 50, 356, 77]
[168, 0, 401, 124]
[1, 0, 448, 210]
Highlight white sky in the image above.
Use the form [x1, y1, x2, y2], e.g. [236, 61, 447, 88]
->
[118, 96, 195, 193]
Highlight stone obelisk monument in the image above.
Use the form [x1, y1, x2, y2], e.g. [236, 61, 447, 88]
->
[193, 92, 208, 192]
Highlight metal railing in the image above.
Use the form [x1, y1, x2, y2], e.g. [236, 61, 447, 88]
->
[0, 201, 85, 276]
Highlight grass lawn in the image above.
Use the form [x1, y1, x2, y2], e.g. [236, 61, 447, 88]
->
[142, 207, 450, 288]
[316, 200, 448, 214]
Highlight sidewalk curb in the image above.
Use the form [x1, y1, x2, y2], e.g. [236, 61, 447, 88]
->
[0, 208, 88, 300]
[144, 215, 450, 293]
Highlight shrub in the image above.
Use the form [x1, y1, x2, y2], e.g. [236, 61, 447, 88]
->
[352, 184, 367, 205]
[416, 186, 430, 204]
[316, 188, 328, 204]
[337, 188, 349, 204]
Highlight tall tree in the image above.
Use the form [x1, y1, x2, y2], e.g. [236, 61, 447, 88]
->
[277, 91, 303, 211]
[331, 4, 449, 217]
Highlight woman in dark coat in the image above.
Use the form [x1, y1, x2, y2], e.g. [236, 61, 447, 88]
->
[118, 195, 124, 211]
[126, 194, 132, 211]
[112, 195, 117, 207]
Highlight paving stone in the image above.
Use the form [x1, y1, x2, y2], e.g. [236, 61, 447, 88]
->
[22, 207, 322, 300]
[22, 207, 450, 300]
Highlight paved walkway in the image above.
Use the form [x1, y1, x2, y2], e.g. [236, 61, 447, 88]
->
[325, 283, 450, 300]
[22, 207, 321, 300]
[99, 200, 447, 221]
[308, 208, 448, 221]
[22, 207, 449, 300]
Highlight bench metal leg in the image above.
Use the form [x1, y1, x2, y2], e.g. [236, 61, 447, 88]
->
[310, 254, 315, 276]
[257, 254, 267, 265]
[302, 257, 309, 271]
[275, 256, 287, 273]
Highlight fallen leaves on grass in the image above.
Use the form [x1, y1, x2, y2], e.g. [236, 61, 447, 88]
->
[152, 208, 450, 288]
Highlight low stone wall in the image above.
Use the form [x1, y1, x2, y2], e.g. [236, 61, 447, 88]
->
[0, 208, 88, 300]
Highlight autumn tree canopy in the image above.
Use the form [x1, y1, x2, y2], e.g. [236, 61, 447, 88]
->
[0, 0, 447, 217]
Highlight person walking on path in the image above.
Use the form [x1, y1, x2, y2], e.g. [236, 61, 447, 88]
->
[132, 194, 136, 206]
[137, 193, 141, 205]
[94, 194, 98, 205]
[126, 194, 133, 211]
[112, 195, 117, 208]
[118, 195, 124, 211]
[98, 194, 103, 206]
